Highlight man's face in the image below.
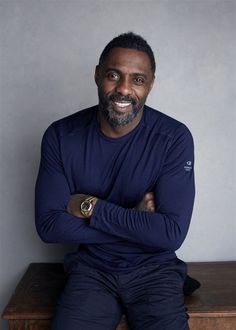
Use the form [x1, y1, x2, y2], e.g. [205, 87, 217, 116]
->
[95, 47, 154, 128]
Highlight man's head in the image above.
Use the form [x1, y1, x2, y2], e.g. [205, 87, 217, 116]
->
[95, 32, 155, 130]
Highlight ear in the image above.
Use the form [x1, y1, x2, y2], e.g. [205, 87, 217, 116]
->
[94, 65, 100, 86]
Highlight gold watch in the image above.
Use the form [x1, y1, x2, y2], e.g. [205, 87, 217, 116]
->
[80, 196, 96, 218]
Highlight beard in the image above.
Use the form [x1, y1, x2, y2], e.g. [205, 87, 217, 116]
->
[98, 90, 145, 128]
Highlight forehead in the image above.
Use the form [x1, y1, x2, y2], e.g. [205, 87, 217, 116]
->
[102, 47, 153, 75]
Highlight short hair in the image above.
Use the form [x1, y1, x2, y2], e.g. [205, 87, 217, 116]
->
[98, 32, 156, 75]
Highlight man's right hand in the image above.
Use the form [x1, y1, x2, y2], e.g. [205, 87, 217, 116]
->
[136, 192, 155, 212]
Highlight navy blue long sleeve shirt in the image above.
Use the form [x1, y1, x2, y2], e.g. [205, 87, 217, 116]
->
[35, 105, 195, 273]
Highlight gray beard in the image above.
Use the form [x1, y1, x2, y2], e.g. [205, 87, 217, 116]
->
[97, 88, 146, 128]
[100, 104, 141, 128]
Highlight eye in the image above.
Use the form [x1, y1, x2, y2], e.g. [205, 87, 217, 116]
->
[106, 71, 120, 81]
[133, 76, 146, 85]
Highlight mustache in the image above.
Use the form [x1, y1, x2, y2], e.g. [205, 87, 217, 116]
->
[108, 94, 137, 105]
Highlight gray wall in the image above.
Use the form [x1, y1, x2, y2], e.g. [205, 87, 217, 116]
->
[1, 0, 235, 328]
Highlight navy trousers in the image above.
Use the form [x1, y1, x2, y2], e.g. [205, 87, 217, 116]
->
[51, 258, 189, 330]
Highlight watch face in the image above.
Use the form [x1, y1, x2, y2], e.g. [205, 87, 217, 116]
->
[81, 200, 92, 212]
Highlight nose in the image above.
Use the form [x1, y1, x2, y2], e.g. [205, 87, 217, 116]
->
[115, 77, 132, 96]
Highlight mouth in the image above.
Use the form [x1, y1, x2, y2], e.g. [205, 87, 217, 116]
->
[113, 101, 132, 112]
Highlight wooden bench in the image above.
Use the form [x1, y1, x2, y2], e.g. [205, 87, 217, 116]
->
[2, 262, 236, 330]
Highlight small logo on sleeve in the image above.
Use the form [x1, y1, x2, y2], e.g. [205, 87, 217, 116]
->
[184, 161, 192, 172]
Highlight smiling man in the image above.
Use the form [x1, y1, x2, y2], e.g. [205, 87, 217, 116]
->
[35, 32, 195, 330]
[96, 47, 154, 134]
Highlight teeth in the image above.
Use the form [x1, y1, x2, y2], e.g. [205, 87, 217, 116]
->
[114, 102, 131, 108]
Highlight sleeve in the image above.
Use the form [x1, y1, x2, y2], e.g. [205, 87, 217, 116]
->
[35, 124, 119, 244]
[89, 124, 195, 251]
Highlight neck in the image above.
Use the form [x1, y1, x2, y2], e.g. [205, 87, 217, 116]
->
[97, 108, 143, 138]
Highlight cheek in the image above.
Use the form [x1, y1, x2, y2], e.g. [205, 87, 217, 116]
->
[135, 89, 149, 102]
[101, 80, 116, 94]
[98, 85, 108, 99]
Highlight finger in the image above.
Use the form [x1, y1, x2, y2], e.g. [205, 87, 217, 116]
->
[144, 192, 154, 203]
[147, 200, 155, 212]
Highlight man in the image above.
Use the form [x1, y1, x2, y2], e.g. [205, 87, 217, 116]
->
[35, 32, 195, 329]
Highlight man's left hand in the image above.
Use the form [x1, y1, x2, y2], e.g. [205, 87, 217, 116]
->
[67, 194, 98, 219]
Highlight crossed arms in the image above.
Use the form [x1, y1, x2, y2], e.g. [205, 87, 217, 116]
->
[35, 122, 195, 251]
[67, 192, 155, 219]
